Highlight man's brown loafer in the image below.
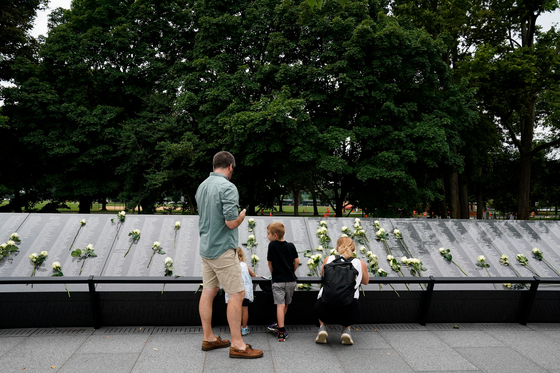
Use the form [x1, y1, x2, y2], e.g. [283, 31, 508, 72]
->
[229, 344, 264, 359]
[201, 336, 231, 351]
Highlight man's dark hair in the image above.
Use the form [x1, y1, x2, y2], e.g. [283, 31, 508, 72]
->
[213, 151, 236, 169]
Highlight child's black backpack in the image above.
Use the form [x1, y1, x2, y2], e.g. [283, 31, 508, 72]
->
[321, 255, 359, 306]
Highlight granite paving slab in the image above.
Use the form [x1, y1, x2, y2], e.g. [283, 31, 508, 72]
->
[431, 331, 505, 348]
[0, 334, 91, 372]
[483, 330, 560, 370]
[0, 337, 23, 356]
[379, 331, 479, 371]
[58, 352, 140, 373]
[335, 348, 415, 372]
[457, 347, 549, 373]
[74, 334, 150, 354]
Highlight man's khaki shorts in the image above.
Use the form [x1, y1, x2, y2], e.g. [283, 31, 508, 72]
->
[201, 249, 244, 294]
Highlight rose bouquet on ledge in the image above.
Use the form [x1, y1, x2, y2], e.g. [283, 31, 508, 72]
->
[251, 254, 259, 271]
[112, 211, 126, 239]
[69, 219, 86, 251]
[499, 254, 526, 289]
[401, 257, 426, 290]
[148, 242, 166, 268]
[393, 229, 412, 258]
[174, 221, 180, 248]
[51, 262, 70, 297]
[438, 247, 468, 276]
[341, 226, 352, 236]
[476, 255, 496, 289]
[161, 257, 174, 294]
[297, 283, 312, 291]
[516, 254, 541, 277]
[0, 240, 19, 260]
[125, 229, 141, 257]
[9, 232, 21, 243]
[316, 225, 331, 249]
[352, 218, 369, 248]
[29, 251, 48, 277]
[374, 267, 400, 296]
[72, 244, 97, 275]
[248, 218, 256, 232]
[387, 255, 410, 291]
[375, 224, 392, 256]
[532, 248, 560, 276]
[305, 253, 322, 277]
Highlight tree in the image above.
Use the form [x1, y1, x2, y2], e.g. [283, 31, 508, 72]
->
[463, 0, 560, 220]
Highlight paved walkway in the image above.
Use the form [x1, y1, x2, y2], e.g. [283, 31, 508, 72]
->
[1, 323, 560, 372]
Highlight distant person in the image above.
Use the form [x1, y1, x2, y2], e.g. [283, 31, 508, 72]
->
[195, 150, 263, 359]
[225, 248, 258, 336]
[266, 222, 300, 342]
[509, 213, 515, 220]
[314, 236, 369, 345]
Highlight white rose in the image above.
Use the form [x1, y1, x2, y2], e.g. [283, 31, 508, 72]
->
[307, 258, 314, 266]
[52, 262, 61, 269]
[252, 254, 259, 261]
[10, 233, 18, 238]
[80, 219, 86, 224]
[7, 240, 15, 246]
[40, 251, 48, 257]
[366, 251, 373, 257]
[165, 257, 173, 264]
[320, 220, 326, 225]
[175, 221, 181, 227]
[317, 228, 322, 234]
[0, 243, 7, 249]
[354, 222, 360, 228]
[501, 254, 508, 260]
[439, 247, 445, 253]
[248, 235, 255, 240]
[340, 234, 348, 237]
[330, 249, 337, 255]
[401, 256, 408, 263]
[341, 226, 348, 232]
[393, 229, 400, 234]
[374, 220, 380, 225]
[248, 218, 255, 223]
[360, 246, 366, 253]
[387, 255, 394, 261]
[355, 218, 361, 224]
[377, 268, 384, 273]
[532, 247, 539, 253]
[153, 241, 161, 247]
[316, 245, 323, 251]
[478, 255, 486, 261]
[133, 229, 141, 235]
[29, 253, 38, 261]
[413, 258, 421, 264]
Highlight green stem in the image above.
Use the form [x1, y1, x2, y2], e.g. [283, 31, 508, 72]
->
[69, 227, 82, 251]
[397, 238, 412, 257]
[116, 223, 122, 240]
[383, 241, 392, 256]
[389, 284, 400, 297]
[452, 260, 469, 276]
[174, 231, 177, 249]
[543, 259, 560, 277]
[161, 284, 166, 294]
[124, 242, 133, 257]
[526, 264, 541, 277]
[79, 259, 86, 275]
[148, 251, 155, 268]
[65, 284, 70, 297]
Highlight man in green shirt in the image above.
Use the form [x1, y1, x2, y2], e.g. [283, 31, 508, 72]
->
[195, 151, 263, 359]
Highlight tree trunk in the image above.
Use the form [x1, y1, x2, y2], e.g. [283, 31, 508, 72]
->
[292, 188, 300, 217]
[101, 199, 107, 211]
[517, 151, 532, 220]
[312, 191, 319, 216]
[278, 195, 284, 213]
[449, 171, 460, 219]
[78, 196, 92, 214]
[459, 175, 469, 219]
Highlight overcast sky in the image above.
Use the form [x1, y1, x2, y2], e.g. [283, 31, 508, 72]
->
[31, 0, 559, 38]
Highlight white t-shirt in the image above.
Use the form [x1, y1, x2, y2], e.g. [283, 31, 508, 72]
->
[317, 255, 363, 300]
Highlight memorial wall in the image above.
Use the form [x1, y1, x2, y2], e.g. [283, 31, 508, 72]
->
[1, 213, 560, 326]
[2, 213, 560, 291]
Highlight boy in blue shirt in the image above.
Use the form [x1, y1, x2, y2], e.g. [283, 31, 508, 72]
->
[266, 222, 300, 342]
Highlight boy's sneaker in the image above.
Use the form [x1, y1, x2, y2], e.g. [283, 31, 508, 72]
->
[267, 322, 278, 334]
[315, 325, 328, 344]
[241, 326, 250, 336]
[277, 330, 288, 342]
[341, 327, 353, 345]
